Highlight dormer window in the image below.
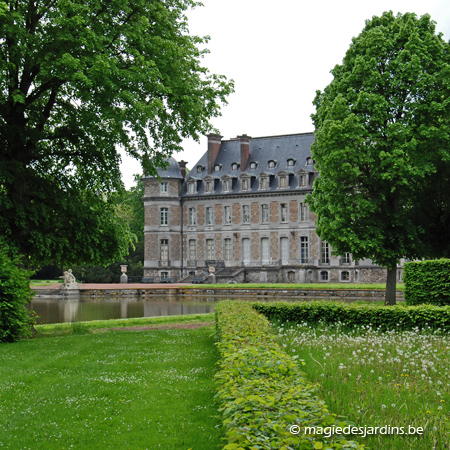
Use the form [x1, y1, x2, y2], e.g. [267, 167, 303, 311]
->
[231, 162, 240, 170]
[287, 158, 296, 167]
[214, 164, 222, 172]
[223, 179, 231, 192]
[249, 161, 258, 170]
[187, 181, 196, 194]
[259, 177, 269, 190]
[279, 175, 288, 189]
[268, 160, 277, 169]
[299, 174, 307, 187]
[242, 178, 250, 191]
[197, 165, 205, 173]
[306, 157, 314, 165]
[205, 180, 214, 193]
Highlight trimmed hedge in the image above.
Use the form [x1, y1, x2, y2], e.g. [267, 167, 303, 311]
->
[252, 301, 450, 332]
[404, 259, 450, 306]
[215, 301, 364, 450]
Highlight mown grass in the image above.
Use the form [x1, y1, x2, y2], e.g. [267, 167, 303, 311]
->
[186, 283, 401, 290]
[35, 313, 215, 337]
[0, 324, 221, 450]
[30, 279, 63, 286]
[276, 321, 450, 450]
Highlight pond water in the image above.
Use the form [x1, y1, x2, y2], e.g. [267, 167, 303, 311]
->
[29, 295, 220, 325]
[29, 293, 386, 325]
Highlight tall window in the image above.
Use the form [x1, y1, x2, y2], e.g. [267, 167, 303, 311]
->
[205, 180, 213, 193]
[242, 205, 250, 224]
[188, 208, 196, 226]
[160, 239, 169, 264]
[321, 242, 330, 264]
[160, 182, 168, 193]
[260, 177, 268, 190]
[261, 204, 269, 223]
[187, 182, 195, 194]
[261, 237, 270, 264]
[224, 239, 232, 265]
[299, 203, 309, 222]
[299, 174, 307, 187]
[279, 176, 287, 189]
[188, 239, 196, 262]
[224, 206, 232, 224]
[342, 253, 351, 264]
[242, 178, 249, 191]
[280, 203, 288, 222]
[160, 207, 168, 225]
[300, 236, 309, 263]
[206, 206, 214, 225]
[206, 239, 214, 260]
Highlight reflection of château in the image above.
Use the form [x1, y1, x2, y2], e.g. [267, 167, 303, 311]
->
[143, 133, 400, 284]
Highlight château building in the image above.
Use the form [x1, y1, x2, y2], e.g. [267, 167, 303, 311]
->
[143, 132, 393, 283]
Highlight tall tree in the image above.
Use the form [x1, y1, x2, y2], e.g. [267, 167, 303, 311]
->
[308, 12, 450, 305]
[0, 0, 233, 266]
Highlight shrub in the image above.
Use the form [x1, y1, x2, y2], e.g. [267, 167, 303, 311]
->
[0, 243, 35, 342]
[215, 301, 365, 449]
[252, 301, 450, 332]
[403, 259, 450, 306]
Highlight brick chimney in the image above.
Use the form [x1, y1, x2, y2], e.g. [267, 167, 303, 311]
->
[178, 160, 187, 179]
[239, 134, 250, 171]
[207, 133, 222, 174]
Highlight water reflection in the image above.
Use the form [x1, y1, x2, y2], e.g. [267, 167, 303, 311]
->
[29, 295, 219, 325]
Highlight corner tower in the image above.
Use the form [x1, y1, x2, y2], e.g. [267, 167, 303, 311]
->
[142, 158, 185, 281]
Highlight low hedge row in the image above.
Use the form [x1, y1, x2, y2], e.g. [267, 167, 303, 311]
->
[404, 259, 450, 306]
[252, 301, 450, 331]
[215, 300, 365, 450]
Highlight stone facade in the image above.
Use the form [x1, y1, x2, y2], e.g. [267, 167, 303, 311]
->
[142, 133, 396, 283]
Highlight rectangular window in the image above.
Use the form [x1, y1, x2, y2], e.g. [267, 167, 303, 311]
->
[206, 239, 214, 260]
[242, 205, 250, 224]
[242, 178, 249, 191]
[224, 238, 232, 265]
[321, 242, 330, 264]
[280, 203, 288, 222]
[300, 236, 309, 263]
[188, 239, 196, 262]
[299, 203, 309, 222]
[160, 207, 168, 225]
[188, 182, 195, 194]
[160, 239, 169, 264]
[260, 177, 268, 190]
[299, 174, 307, 187]
[205, 180, 213, 193]
[261, 204, 269, 223]
[188, 208, 196, 226]
[223, 179, 231, 192]
[342, 253, 351, 264]
[206, 206, 214, 225]
[160, 182, 168, 193]
[279, 176, 287, 188]
[224, 206, 232, 224]
[261, 238, 270, 264]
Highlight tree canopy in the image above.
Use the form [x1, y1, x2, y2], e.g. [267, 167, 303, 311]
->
[0, 0, 233, 266]
[307, 11, 450, 304]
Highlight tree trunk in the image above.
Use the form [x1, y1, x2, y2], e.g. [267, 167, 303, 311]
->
[385, 265, 397, 305]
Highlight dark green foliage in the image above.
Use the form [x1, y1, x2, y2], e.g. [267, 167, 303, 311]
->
[404, 259, 450, 306]
[0, 0, 233, 266]
[0, 243, 34, 342]
[308, 11, 450, 304]
[215, 301, 365, 449]
[252, 301, 450, 332]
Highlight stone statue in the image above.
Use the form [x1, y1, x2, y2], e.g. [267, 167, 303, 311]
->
[60, 269, 79, 289]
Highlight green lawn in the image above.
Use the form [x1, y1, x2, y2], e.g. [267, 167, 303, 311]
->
[277, 322, 450, 450]
[0, 325, 222, 450]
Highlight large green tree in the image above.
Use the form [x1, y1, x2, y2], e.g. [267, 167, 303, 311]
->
[308, 12, 450, 304]
[0, 0, 232, 266]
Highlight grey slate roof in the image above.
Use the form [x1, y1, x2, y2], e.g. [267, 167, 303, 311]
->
[181, 132, 315, 196]
[148, 156, 183, 179]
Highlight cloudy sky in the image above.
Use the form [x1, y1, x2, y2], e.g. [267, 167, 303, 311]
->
[120, 0, 450, 188]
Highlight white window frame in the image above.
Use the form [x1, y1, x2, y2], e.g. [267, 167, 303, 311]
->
[280, 203, 288, 222]
[300, 236, 309, 263]
[160, 182, 168, 193]
[160, 207, 168, 225]
[242, 205, 250, 224]
[206, 206, 214, 225]
[261, 204, 269, 224]
[188, 207, 196, 226]
[224, 205, 232, 224]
